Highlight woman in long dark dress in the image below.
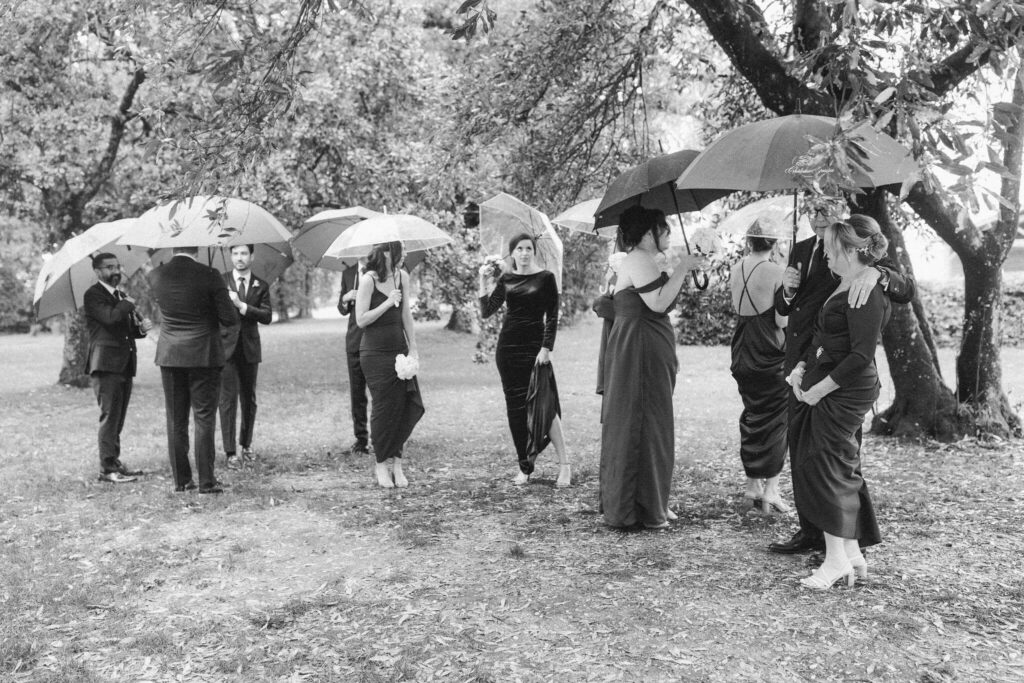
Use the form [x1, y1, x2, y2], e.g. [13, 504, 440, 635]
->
[788, 215, 891, 589]
[479, 233, 570, 487]
[729, 221, 790, 513]
[356, 241, 424, 489]
[600, 206, 705, 529]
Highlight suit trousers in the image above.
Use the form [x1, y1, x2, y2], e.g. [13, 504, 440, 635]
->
[346, 348, 369, 446]
[161, 366, 221, 489]
[91, 371, 133, 473]
[219, 352, 260, 453]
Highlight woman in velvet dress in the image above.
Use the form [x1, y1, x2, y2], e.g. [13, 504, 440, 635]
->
[356, 241, 424, 489]
[600, 206, 705, 529]
[788, 215, 891, 589]
[479, 233, 570, 487]
[729, 222, 790, 513]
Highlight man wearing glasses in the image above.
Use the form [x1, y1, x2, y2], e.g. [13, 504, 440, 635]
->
[769, 197, 915, 554]
[84, 253, 152, 483]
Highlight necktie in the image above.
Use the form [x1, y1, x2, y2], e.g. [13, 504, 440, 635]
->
[808, 239, 824, 276]
[237, 277, 247, 300]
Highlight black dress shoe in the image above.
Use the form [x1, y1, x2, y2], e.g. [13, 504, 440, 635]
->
[174, 481, 197, 492]
[198, 485, 224, 494]
[768, 529, 825, 554]
[115, 460, 144, 477]
[98, 472, 136, 483]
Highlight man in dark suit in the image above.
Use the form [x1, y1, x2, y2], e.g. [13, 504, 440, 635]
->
[84, 253, 152, 483]
[770, 199, 916, 553]
[337, 259, 370, 456]
[149, 246, 238, 493]
[219, 244, 273, 469]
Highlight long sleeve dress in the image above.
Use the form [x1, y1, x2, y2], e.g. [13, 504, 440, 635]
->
[480, 270, 560, 474]
[599, 273, 677, 528]
[791, 284, 890, 544]
[359, 276, 425, 464]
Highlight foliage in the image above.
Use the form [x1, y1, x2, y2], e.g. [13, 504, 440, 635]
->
[0, 259, 33, 333]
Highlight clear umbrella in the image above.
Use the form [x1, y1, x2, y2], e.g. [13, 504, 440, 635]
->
[118, 195, 292, 248]
[479, 193, 563, 291]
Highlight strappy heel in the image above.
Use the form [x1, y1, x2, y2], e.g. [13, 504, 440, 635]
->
[849, 554, 868, 580]
[555, 464, 572, 488]
[761, 495, 792, 515]
[375, 462, 394, 489]
[800, 562, 854, 590]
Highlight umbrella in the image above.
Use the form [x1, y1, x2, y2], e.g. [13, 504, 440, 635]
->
[118, 195, 292, 249]
[479, 192, 564, 291]
[34, 219, 149, 320]
[675, 115, 917, 243]
[293, 207, 383, 271]
[593, 150, 729, 231]
[551, 198, 602, 234]
[148, 242, 294, 283]
[323, 214, 453, 259]
[716, 196, 813, 240]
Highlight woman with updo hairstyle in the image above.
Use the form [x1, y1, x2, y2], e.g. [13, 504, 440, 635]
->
[599, 205, 706, 529]
[787, 214, 891, 589]
[356, 240, 424, 488]
[479, 232, 569, 487]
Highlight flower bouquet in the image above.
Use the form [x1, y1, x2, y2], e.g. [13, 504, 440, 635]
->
[482, 254, 504, 280]
[395, 353, 419, 380]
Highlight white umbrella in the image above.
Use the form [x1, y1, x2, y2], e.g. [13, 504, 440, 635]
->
[118, 195, 291, 248]
[479, 193, 564, 290]
[148, 242, 294, 283]
[551, 198, 602, 234]
[322, 214, 453, 259]
[293, 207, 383, 271]
[34, 219, 149, 320]
[716, 196, 813, 240]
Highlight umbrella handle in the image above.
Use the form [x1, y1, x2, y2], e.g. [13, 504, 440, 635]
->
[692, 271, 709, 291]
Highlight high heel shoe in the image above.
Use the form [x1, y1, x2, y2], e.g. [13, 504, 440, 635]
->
[848, 554, 868, 580]
[665, 508, 678, 521]
[392, 461, 408, 488]
[799, 562, 854, 590]
[555, 464, 572, 488]
[761, 495, 792, 515]
[513, 471, 530, 486]
[375, 462, 394, 489]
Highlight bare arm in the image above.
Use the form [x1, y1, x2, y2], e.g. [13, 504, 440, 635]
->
[399, 270, 417, 355]
[355, 272, 401, 328]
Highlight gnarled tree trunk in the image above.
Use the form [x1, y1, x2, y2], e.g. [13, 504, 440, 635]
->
[58, 310, 91, 388]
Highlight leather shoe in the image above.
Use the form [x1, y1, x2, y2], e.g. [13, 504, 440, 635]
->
[98, 471, 136, 483]
[348, 441, 370, 456]
[174, 481, 197, 492]
[768, 530, 825, 554]
[115, 460, 144, 477]
[198, 485, 224, 494]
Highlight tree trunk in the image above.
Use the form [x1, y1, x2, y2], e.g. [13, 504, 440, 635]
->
[956, 255, 1021, 437]
[445, 305, 474, 333]
[58, 310, 90, 388]
[858, 190, 962, 440]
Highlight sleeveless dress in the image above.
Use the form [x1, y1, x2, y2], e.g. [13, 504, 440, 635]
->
[730, 260, 788, 478]
[359, 278, 425, 464]
[790, 285, 889, 544]
[599, 273, 677, 528]
[480, 270, 560, 474]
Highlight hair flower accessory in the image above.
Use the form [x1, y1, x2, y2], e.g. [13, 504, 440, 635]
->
[395, 353, 419, 380]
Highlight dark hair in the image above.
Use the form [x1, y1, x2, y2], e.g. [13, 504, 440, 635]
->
[230, 244, 255, 254]
[746, 236, 775, 253]
[617, 206, 667, 251]
[826, 214, 889, 265]
[507, 232, 537, 271]
[91, 252, 118, 269]
[365, 241, 403, 280]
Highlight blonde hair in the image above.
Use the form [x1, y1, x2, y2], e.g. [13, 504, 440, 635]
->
[825, 214, 888, 265]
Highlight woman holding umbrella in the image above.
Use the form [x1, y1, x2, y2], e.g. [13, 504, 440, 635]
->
[356, 241, 425, 488]
[479, 232, 570, 487]
[600, 206, 706, 529]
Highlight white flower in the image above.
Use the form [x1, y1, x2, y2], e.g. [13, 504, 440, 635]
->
[690, 227, 723, 255]
[608, 251, 627, 272]
[395, 353, 419, 380]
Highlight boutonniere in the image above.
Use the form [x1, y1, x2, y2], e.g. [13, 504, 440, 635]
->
[251, 281, 259, 288]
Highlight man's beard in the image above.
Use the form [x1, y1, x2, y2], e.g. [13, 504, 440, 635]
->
[105, 273, 121, 287]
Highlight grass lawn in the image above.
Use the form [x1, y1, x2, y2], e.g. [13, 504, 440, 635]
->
[1, 317, 1022, 682]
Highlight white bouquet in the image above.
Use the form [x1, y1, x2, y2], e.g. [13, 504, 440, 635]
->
[607, 251, 627, 273]
[690, 227, 724, 255]
[395, 353, 419, 380]
[481, 254, 504, 280]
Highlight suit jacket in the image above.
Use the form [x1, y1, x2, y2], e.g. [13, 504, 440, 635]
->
[774, 235, 915, 373]
[149, 255, 238, 368]
[83, 282, 146, 376]
[221, 272, 272, 363]
[336, 266, 363, 355]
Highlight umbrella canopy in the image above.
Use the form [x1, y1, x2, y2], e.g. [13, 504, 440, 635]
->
[148, 242, 294, 283]
[716, 196, 813, 239]
[293, 207, 383, 271]
[479, 193, 564, 290]
[118, 195, 291, 249]
[594, 150, 729, 230]
[323, 214, 452, 259]
[34, 219, 149, 320]
[675, 114, 917, 193]
[551, 198, 603, 234]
